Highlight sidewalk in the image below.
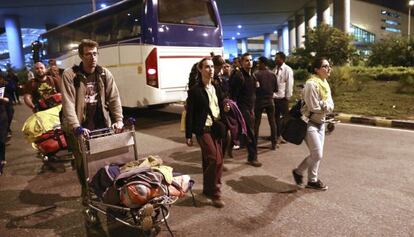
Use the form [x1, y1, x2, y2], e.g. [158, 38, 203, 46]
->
[336, 113, 414, 130]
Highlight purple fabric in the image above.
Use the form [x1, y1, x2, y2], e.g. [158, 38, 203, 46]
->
[223, 99, 247, 145]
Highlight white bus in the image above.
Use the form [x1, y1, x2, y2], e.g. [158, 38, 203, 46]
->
[35, 0, 223, 107]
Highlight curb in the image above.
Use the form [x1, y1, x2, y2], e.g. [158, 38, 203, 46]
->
[336, 113, 414, 130]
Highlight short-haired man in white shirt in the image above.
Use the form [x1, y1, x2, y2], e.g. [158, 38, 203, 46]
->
[273, 52, 294, 144]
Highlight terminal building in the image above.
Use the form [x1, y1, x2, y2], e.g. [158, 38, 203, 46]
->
[224, 0, 414, 59]
[0, 0, 413, 69]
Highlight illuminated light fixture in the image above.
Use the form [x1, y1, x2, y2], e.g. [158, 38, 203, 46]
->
[158, 27, 165, 32]
[68, 43, 78, 49]
[134, 19, 138, 22]
[127, 13, 131, 16]
[236, 32, 240, 35]
[100, 3, 107, 8]
[148, 68, 157, 75]
[410, 0, 414, 6]
[237, 25, 242, 29]
[274, 30, 277, 34]
[203, 33, 208, 37]
[231, 36, 236, 40]
[187, 28, 194, 32]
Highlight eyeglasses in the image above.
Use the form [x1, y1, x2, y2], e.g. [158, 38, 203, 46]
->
[321, 65, 331, 69]
[83, 52, 99, 58]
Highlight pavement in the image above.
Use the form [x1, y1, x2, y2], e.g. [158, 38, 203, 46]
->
[335, 113, 414, 130]
[2, 103, 414, 237]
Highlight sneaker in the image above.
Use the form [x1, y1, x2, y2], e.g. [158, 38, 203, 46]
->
[306, 180, 328, 191]
[232, 145, 240, 150]
[292, 169, 303, 186]
[212, 199, 225, 208]
[246, 160, 262, 167]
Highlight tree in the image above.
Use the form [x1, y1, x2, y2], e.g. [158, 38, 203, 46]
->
[368, 36, 414, 67]
[290, 24, 356, 67]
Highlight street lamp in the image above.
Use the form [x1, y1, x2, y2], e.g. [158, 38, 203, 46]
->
[408, 0, 414, 40]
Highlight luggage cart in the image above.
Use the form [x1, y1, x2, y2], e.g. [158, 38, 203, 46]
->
[79, 126, 176, 236]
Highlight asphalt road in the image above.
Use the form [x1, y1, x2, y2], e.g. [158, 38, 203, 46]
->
[1, 104, 413, 237]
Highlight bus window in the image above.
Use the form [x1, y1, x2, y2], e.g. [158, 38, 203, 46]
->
[114, 5, 141, 40]
[60, 26, 75, 53]
[158, 0, 217, 26]
[73, 21, 93, 44]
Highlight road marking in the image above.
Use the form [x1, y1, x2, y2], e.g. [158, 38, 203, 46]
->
[338, 123, 414, 133]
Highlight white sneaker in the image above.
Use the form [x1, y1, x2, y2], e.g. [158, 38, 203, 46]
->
[232, 145, 240, 150]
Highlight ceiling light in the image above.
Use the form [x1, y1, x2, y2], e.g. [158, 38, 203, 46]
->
[237, 25, 242, 29]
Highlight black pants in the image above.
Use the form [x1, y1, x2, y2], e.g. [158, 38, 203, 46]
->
[240, 107, 258, 161]
[274, 98, 289, 138]
[0, 142, 5, 162]
[254, 100, 276, 143]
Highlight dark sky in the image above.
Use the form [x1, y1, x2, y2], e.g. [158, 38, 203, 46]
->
[362, 0, 410, 13]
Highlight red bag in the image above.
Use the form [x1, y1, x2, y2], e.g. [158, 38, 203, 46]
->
[38, 93, 62, 110]
[35, 129, 67, 155]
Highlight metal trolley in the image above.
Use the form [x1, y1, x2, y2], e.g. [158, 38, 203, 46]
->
[79, 126, 176, 236]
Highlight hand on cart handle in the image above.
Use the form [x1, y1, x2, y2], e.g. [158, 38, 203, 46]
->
[74, 126, 90, 138]
[112, 121, 124, 133]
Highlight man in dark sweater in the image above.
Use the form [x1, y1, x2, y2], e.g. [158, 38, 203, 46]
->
[230, 53, 261, 167]
[254, 56, 277, 150]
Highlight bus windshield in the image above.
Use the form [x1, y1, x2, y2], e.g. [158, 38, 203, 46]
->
[158, 0, 217, 26]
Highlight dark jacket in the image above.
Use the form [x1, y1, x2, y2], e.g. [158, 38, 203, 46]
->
[230, 68, 256, 111]
[185, 82, 224, 138]
[254, 68, 277, 102]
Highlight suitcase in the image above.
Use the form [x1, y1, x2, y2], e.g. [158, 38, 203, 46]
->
[35, 129, 67, 155]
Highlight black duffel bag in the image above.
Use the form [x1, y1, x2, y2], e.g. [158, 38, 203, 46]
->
[280, 99, 308, 145]
[280, 116, 307, 145]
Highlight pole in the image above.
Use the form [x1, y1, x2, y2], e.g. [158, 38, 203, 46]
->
[409, 6, 411, 40]
[92, 0, 96, 12]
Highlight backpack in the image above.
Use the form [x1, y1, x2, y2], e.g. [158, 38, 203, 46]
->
[280, 99, 308, 145]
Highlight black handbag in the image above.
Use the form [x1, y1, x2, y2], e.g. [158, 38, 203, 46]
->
[280, 99, 309, 145]
[211, 120, 226, 140]
[208, 108, 226, 140]
[280, 116, 307, 145]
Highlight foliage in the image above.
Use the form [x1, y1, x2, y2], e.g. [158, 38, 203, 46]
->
[368, 36, 414, 67]
[290, 66, 414, 119]
[397, 74, 414, 94]
[293, 68, 311, 82]
[328, 66, 358, 96]
[290, 24, 357, 67]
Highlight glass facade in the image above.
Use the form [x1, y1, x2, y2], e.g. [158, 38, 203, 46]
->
[351, 25, 375, 44]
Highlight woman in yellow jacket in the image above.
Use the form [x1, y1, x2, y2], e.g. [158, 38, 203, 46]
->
[292, 57, 334, 191]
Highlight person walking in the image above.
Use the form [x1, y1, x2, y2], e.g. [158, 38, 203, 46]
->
[292, 57, 334, 191]
[5, 69, 20, 104]
[185, 57, 229, 208]
[60, 39, 124, 204]
[254, 56, 277, 150]
[273, 52, 294, 144]
[230, 53, 261, 167]
[0, 76, 11, 175]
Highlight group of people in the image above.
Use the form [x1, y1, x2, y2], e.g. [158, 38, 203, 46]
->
[2, 39, 334, 212]
[185, 53, 334, 208]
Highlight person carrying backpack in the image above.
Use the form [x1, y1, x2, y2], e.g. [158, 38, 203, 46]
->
[292, 57, 334, 191]
[60, 39, 124, 205]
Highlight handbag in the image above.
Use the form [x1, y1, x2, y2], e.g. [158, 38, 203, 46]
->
[280, 116, 307, 145]
[280, 99, 309, 145]
[211, 120, 226, 140]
